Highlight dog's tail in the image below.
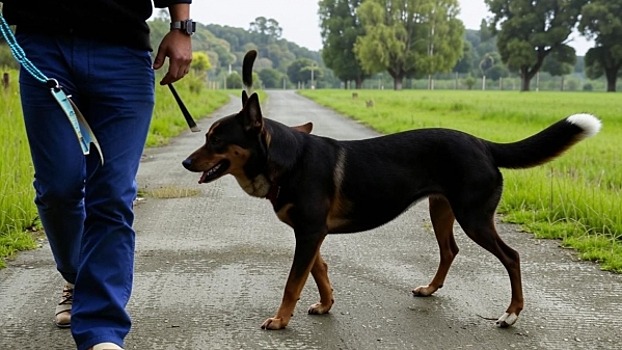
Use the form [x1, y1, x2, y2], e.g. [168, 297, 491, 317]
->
[488, 113, 601, 169]
[243, 50, 257, 94]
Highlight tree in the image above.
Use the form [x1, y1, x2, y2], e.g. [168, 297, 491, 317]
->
[542, 46, 575, 91]
[578, 0, 622, 92]
[226, 72, 243, 89]
[319, 0, 370, 88]
[249, 17, 283, 46]
[259, 68, 283, 88]
[453, 41, 474, 75]
[485, 0, 586, 91]
[287, 58, 319, 86]
[191, 52, 212, 74]
[354, 0, 464, 90]
[416, 0, 464, 88]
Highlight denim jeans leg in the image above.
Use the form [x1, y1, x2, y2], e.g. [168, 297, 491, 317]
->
[69, 39, 155, 350]
[17, 32, 155, 350]
[18, 33, 85, 286]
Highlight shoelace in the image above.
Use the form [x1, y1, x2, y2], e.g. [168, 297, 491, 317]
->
[58, 287, 73, 305]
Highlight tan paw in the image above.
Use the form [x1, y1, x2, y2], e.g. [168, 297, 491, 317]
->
[308, 301, 332, 315]
[260, 317, 288, 330]
[412, 285, 438, 297]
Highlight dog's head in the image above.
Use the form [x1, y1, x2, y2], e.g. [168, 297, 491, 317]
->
[182, 92, 270, 195]
[182, 92, 313, 198]
[182, 49, 312, 198]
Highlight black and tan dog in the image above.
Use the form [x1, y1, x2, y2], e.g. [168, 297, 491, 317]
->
[182, 50, 601, 330]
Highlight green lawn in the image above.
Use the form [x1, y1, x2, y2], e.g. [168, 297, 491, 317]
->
[298, 89, 622, 272]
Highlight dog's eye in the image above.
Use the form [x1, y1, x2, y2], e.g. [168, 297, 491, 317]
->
[210, 136, 224, 148]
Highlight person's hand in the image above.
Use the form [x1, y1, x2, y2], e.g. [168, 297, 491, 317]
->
[153, 30, 193, 85]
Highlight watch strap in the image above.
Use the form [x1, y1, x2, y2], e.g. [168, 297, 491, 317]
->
[170, 19, 196, 35]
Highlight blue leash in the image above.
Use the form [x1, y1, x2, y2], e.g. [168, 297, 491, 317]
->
[0, 10, 103, 163]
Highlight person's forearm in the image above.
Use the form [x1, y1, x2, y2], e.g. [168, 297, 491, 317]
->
[168, 3, 190, 21]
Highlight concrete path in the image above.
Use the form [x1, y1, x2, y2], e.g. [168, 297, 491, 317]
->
[1, 90, 621, 350]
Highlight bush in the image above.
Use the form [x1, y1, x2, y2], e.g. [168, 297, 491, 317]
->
[226, 72, 243, 89]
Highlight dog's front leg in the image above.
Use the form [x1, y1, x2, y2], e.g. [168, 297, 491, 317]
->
[261, 232, 326, 330]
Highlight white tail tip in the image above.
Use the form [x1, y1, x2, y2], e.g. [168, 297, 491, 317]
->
[567, 113, 602, 138]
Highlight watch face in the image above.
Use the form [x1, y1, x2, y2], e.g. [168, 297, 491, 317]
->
[185, 20, 196, 35]
[171, 20, 196, 35]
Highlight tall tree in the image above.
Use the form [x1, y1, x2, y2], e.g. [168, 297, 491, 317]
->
[249, 17, 283, 45]
[542, 45, 575, 91]
[485, 0, 586, 91]
[578, 0, 622, 92]
[319, 0, 369, 89]
[354, 0, 464, 90]
[416, 0, 464, 87]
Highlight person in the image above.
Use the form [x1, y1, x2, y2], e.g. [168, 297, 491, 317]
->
[1, 1, 193, 349]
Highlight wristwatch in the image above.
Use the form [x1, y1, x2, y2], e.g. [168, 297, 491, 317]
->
[170, 19, 196, 36]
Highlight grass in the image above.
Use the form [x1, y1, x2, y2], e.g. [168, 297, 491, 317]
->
[298, 89, 622, 273]
[0, 68, 234, 267]
[0, 70, 38, 266]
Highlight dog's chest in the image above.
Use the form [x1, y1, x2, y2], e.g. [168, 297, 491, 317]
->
[235, 174, 271, 198]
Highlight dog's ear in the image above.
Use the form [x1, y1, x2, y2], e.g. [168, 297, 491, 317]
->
[242, 90, 249, 106]
[241, 92, 263, 132]
[291, 122, 313, 134]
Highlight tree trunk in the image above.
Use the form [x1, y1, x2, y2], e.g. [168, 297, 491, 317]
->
[355, 78, 363, 89]
[520, 76, 531, 91]
[520, 67, 533, 91]
[605, 68, 617, 92]
[519, 54, 546, 92]
[393, 76, 403, 90]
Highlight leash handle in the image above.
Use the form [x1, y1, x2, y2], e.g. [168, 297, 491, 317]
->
[168, 83, 200, 132]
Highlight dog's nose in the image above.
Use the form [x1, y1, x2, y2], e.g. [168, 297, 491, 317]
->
[181, 158, 192, 170]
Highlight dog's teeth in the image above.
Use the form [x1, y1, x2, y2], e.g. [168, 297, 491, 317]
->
[206, 163, 221, 177]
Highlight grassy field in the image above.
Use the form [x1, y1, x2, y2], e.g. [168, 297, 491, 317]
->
[0, 68, 232, 267]
[298, 89, 622, 272]
[0, 71, 38, 265]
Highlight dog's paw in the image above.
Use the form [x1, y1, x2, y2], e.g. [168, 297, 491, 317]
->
[412, 285, 438, 297]
[261, 317, 288, 330]
[308, 301, 332, 315]
[495, 312, 518, 328]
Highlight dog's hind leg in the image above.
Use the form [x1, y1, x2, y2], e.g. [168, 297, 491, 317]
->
[413, 195, 459, 297]
[308, 253, 335, 315]
[261, 232, 327, 330]
[455, 210, 523, 328]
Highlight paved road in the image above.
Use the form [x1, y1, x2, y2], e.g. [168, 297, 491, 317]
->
[1, 90, 621, 350]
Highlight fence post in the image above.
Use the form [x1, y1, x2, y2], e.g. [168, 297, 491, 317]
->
[2, 72, 9, 89]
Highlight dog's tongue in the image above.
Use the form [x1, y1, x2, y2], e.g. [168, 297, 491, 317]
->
[198, 172, 208, 184]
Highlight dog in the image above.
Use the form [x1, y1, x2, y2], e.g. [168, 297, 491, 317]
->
[182, 50, 601, 330]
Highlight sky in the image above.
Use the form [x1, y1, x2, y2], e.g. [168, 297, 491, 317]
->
[189, 0, 593, 55]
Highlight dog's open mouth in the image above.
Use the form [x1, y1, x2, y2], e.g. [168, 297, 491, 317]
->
[199, 160, 230, 184]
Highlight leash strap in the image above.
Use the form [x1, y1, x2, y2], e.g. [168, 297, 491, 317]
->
[0, 10, 103, 163]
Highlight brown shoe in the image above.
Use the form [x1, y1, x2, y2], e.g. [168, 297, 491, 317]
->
[54, 282, 73, 328]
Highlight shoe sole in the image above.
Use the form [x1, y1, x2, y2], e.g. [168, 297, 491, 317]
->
[54, 320, 71, 329]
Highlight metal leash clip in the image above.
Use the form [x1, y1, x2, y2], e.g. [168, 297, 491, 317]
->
[48, 79, 104, 164]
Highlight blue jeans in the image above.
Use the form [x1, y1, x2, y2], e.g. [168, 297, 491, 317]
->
[17, 32, 155, 350]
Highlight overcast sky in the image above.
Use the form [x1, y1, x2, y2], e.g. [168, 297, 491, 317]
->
[189, 0, 592, 55]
